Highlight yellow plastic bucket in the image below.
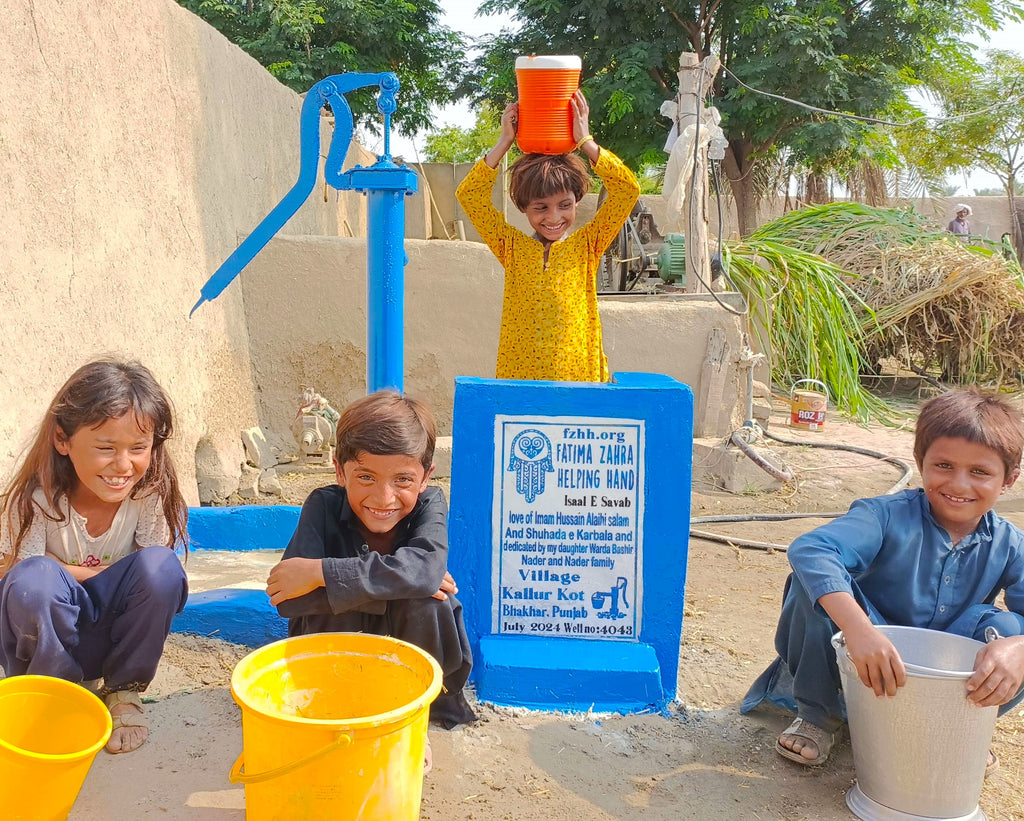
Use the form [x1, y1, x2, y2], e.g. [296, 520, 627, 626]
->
[0, 675, 113, 821]
[230, 632, 442, 821]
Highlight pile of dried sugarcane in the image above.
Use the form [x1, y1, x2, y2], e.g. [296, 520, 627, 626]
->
[725, 202, 1024, 421]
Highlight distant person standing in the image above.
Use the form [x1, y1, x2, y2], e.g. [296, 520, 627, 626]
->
[947, 203, 972, 237]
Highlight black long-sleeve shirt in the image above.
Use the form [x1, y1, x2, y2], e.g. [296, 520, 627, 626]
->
[275, 485, 449, 619]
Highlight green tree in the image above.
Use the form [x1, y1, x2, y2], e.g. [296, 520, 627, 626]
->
[423, 103, 504, 162]
[976, 182, 1024, 196]
[942, 51, 1024, 246]
[474, 0, 1023, 235]
[929, 51, 1024, 250]
[177, 0, 468, 135]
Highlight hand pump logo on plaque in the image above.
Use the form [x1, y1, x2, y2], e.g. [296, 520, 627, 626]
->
[493, 416, 644, 639]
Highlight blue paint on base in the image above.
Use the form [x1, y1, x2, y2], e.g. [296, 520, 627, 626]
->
[449, 372, 693, 714]
[173, 506, 298, 645]
[187, 505, 299, 552]
[478, 636, 662, 713]
[173, 588, 287, 647]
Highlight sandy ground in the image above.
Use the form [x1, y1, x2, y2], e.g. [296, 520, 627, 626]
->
[67, 398, 1024, 820]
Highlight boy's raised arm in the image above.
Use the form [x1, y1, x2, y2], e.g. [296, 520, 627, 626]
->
[268, 491, 334, 616]
[484, 102, 519, 169]
[455, 107, 518, 264]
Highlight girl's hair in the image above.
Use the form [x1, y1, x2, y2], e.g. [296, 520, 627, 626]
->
[509, 152, 591, 211]
[334, 391, 436, 473]
[914, 388, 1024, 479]
[0, 359, 188, 561]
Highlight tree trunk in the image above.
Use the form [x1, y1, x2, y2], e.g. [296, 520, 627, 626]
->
[722, 138, 758, 237]
[675, 53, 720, 292]
[1008, 173, 1023, 259]
[806, 172, 829, 204]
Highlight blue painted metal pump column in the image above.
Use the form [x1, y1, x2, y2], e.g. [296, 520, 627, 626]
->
[189, 72, 416, 393]
[347, 161, 416, 392]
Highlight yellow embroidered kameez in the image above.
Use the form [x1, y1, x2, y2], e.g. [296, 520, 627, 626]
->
[456, 149, 640, 382]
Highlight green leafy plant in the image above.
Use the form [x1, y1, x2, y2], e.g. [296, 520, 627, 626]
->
[176, 0, 468, 135]
[725, 202, 1024, 422]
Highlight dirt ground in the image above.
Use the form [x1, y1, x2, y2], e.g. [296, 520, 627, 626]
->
[69, 397, 1024, 820]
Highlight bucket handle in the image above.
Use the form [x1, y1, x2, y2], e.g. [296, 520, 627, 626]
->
[790, 379, 829, 400]
[832, 632, 973, 680]
[229, 730, 353, 785]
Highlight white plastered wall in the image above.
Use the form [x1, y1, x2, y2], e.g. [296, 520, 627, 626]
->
[2, 0, 744, 503]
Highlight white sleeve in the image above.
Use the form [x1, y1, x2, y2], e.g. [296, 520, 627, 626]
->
[134, 493, 172, 548]
[1, 506, 47, 566]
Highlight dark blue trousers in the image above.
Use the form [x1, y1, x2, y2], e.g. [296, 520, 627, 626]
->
[742, 573, 1024, 730]
[0, 547, 188, 694]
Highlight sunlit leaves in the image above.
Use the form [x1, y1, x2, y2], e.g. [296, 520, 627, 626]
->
[176, 0, 468, 134]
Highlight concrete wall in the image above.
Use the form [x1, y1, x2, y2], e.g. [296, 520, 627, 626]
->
[671, 194, 1015, 244]
[240, 236, 745, 447]
[0, 0, 373, 502]
[0, 0, 745, 505]
[414, 157, 1015, 245]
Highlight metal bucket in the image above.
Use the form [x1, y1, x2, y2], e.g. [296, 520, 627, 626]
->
[833, 626, 997, 820]
[789, 379, 828, 431]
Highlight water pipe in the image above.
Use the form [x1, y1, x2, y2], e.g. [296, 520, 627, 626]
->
[190, 72, 417, 393]
[691, 433, 912, 552]
[729, 342, 796, 481]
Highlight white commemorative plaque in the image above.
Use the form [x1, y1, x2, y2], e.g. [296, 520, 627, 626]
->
[492, 415, 644, 640]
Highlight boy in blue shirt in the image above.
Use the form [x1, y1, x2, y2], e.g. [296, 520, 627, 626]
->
[743, 389, 1024, 768]
[265, 391, 476, 770]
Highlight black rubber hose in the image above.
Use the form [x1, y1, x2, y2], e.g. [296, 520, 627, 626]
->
[730, 429, 795, 482]
[692, 429, 914, 551]
[693, 512, 845, 523]
[764, 430, 913, 493]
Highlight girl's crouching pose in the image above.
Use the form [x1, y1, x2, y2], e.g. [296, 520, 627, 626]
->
[0, 359, 189, 753]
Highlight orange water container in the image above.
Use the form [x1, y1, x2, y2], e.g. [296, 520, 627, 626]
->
[515, 55, 582, 154]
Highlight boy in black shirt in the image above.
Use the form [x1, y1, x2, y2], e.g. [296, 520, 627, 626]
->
[265, 391, 476, 764]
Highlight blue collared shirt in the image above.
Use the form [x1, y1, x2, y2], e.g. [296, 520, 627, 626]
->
[789, 489, 1024, 630]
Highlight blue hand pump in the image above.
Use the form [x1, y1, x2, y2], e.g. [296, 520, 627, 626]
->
[190, 73, 417, 393]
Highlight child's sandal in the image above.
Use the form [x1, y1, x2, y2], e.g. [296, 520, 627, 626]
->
[775, 717, 836, 766]
[104, 690, 149, 754]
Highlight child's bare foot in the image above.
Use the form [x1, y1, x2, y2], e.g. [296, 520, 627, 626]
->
[775, 717, 835, 766]
[424, 737, 432, 775]
[104, 690, 149, 754]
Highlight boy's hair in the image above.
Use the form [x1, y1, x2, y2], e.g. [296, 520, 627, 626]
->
[1, 359, 188, 564]
[509, 152, 591, 212]
[334, 391, 436, 473]
[914, 389, 1024, 478]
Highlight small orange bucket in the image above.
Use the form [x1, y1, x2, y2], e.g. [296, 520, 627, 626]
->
[790, 379, 829, 431]
[515, 55, 582, 154]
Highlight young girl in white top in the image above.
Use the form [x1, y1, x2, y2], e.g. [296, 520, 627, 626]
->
[0, 359, 189, 754]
